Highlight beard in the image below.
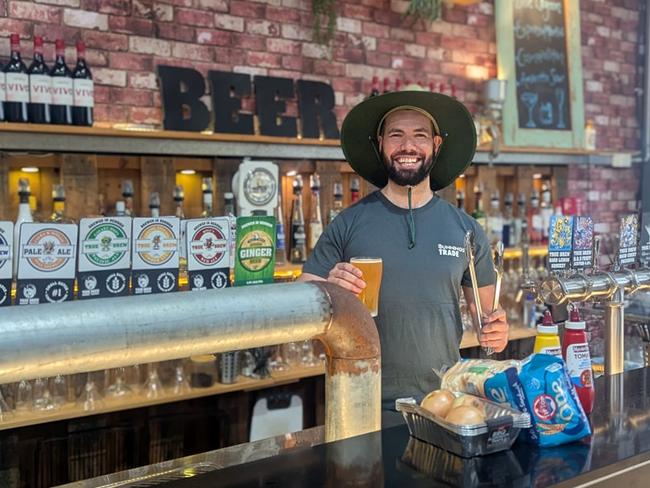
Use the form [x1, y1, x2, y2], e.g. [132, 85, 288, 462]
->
[382, 151, 435, 187]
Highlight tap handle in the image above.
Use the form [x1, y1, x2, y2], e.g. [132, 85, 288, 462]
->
[592, 235, 601, 273]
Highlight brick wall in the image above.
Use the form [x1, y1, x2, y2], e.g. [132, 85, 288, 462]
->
[0, 0, 646, 228]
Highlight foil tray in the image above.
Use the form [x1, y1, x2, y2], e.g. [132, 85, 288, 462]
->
[395, 396, 531, 458]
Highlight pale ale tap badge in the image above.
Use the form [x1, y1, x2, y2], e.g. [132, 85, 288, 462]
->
[0, 222, 13, 306]
[618, 214, 639, 268]
[234, 216, 276, 286]
[571, 216, 594, 270]
[132, 217, 180, 294]
[547, 215, 573, 272]
[186, 217, 231, 291]
[17, 222, 77, 304]
[78, 216, 131, 298]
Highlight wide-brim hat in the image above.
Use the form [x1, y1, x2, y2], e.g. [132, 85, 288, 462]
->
[340, 90, 477, 191]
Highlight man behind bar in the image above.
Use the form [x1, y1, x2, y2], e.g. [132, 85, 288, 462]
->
[299, 87, 509, 407]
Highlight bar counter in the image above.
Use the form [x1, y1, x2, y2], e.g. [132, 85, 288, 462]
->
[69, 366, 650, 487]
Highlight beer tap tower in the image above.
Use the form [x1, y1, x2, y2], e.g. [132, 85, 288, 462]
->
[536, 236, 650, 377]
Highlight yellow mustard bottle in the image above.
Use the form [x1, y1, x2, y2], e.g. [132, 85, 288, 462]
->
[534, 310, 562, 358]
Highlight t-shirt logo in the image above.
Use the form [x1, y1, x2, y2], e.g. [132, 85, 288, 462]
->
[437, 243, 465, 258]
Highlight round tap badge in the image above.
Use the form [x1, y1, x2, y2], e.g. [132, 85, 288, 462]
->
[190, 225, 228, 266]
[24, 228, 73, 272]
[136, 222, 177, 266]
[238, 230, 274, 272]
[82, 223, 129, 267]
[0, 232, 10, 270]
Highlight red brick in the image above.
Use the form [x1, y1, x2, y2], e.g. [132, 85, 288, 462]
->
[312, 59, 345, 77]
[343, 4, 372, 20]
[377, 39, 405, 55]
[81, 0, 130, 14]
[282, 55, 304, 71]
[341, 47, 364, 64]
[109, 52, 154, 71]
[372, 9, 403, 27]
[33, 24, 80, 44]
[246, 19, 280, 37]
[231, 33, 266, 51]
[443, 8, 467, 24]
[213, 46, 246, 65]
[331, 77, 361, 93]
[231, 1, 266, 18]
[129, 72, 158, 89]
[366, 51, 391, 67]
[194, 0, 227, 11]
[130, 106, 162, 125]
[171, 42, 213, 62]
[82, 31, 128, 51]
[0, 18, 33, 38]
[10, 1, 62, 23]
[95, 103, 129, 122]
[266, 38, 300, 55]
[109, 15, 154, 36]
[266, 6, 301, 23]
[268, 69, 301, 79]
[110, 87, 153, 107]
[362, 21, 389, 38]
[247, 51, 282, 68]
[390, 27, 414, 42]
[196, 29, 232, 46]
[85, 48, 108, 66]
[93, 85, 110, 103]
[154, 22, 195, 42]
[175, 7, 214, 27]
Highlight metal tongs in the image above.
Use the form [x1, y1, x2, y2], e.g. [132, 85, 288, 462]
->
[464, 232, 503, 357]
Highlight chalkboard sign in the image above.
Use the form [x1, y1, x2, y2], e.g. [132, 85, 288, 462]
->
[513, 0, 571, 131]
[496, 0, 584, 148]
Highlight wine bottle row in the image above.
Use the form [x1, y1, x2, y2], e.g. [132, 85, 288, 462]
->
[0, 34, 93, 126]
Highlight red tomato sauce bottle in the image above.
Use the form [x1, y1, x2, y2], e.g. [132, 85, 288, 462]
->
[562, 306, 595, 414]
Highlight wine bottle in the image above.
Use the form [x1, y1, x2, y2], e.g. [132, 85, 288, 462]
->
[50, 39, 73, 125]
[28, 36, 51, 124]
[72, 41, 93, 126]
[369, 76, 380, 97]
[3, 34, 29, 123]
[0, 58, 5, 121]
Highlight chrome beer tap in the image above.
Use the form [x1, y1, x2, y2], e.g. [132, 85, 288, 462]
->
[539, 233, 650, 376]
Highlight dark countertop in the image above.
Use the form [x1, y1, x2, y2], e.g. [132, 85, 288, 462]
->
[66, 367, 650, 487]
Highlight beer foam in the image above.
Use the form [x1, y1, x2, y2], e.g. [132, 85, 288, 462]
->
[350, 257, 382, 263]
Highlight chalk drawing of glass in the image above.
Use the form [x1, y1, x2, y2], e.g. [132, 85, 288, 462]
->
[539, 102, 553, 125]
[555, 88, 566, 129]
[521, 92, 539, 128]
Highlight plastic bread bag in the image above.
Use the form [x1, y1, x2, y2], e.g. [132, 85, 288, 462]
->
[441, 359, 538, 444]
[518, 354, 591, 447]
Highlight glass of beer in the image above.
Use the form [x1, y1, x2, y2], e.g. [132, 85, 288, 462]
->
[350, 257, 383, 317]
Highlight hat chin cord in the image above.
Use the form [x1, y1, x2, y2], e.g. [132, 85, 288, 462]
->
[368, 135, 444, 250]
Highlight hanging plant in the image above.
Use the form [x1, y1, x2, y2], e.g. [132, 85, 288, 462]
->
[406, 0, 444, 23]
[312, 0, 337, 45]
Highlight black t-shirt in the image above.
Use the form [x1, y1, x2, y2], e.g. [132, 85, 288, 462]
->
[303, 191, 495, 402]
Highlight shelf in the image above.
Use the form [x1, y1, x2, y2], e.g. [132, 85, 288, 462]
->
[0, 325, 536, 429]
[503, 246, 548, 260]
[0, 364, 325, 431]
[459, 325, 537, 349]
[0, 123, 620, 165]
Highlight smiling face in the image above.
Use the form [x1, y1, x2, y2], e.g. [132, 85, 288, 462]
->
[378, 109, 443, 187]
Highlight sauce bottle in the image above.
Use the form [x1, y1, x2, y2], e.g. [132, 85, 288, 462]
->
[534, 310, 562, 358]
[562, 306, 595, 414]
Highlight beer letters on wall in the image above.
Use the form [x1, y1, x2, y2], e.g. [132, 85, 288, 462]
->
[157, 66, 340, 139]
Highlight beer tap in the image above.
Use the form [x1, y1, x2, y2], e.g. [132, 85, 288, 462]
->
[539, 234, 650, 375]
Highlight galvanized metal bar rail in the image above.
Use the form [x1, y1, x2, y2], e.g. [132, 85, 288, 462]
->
[0, 281, 381, 443]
